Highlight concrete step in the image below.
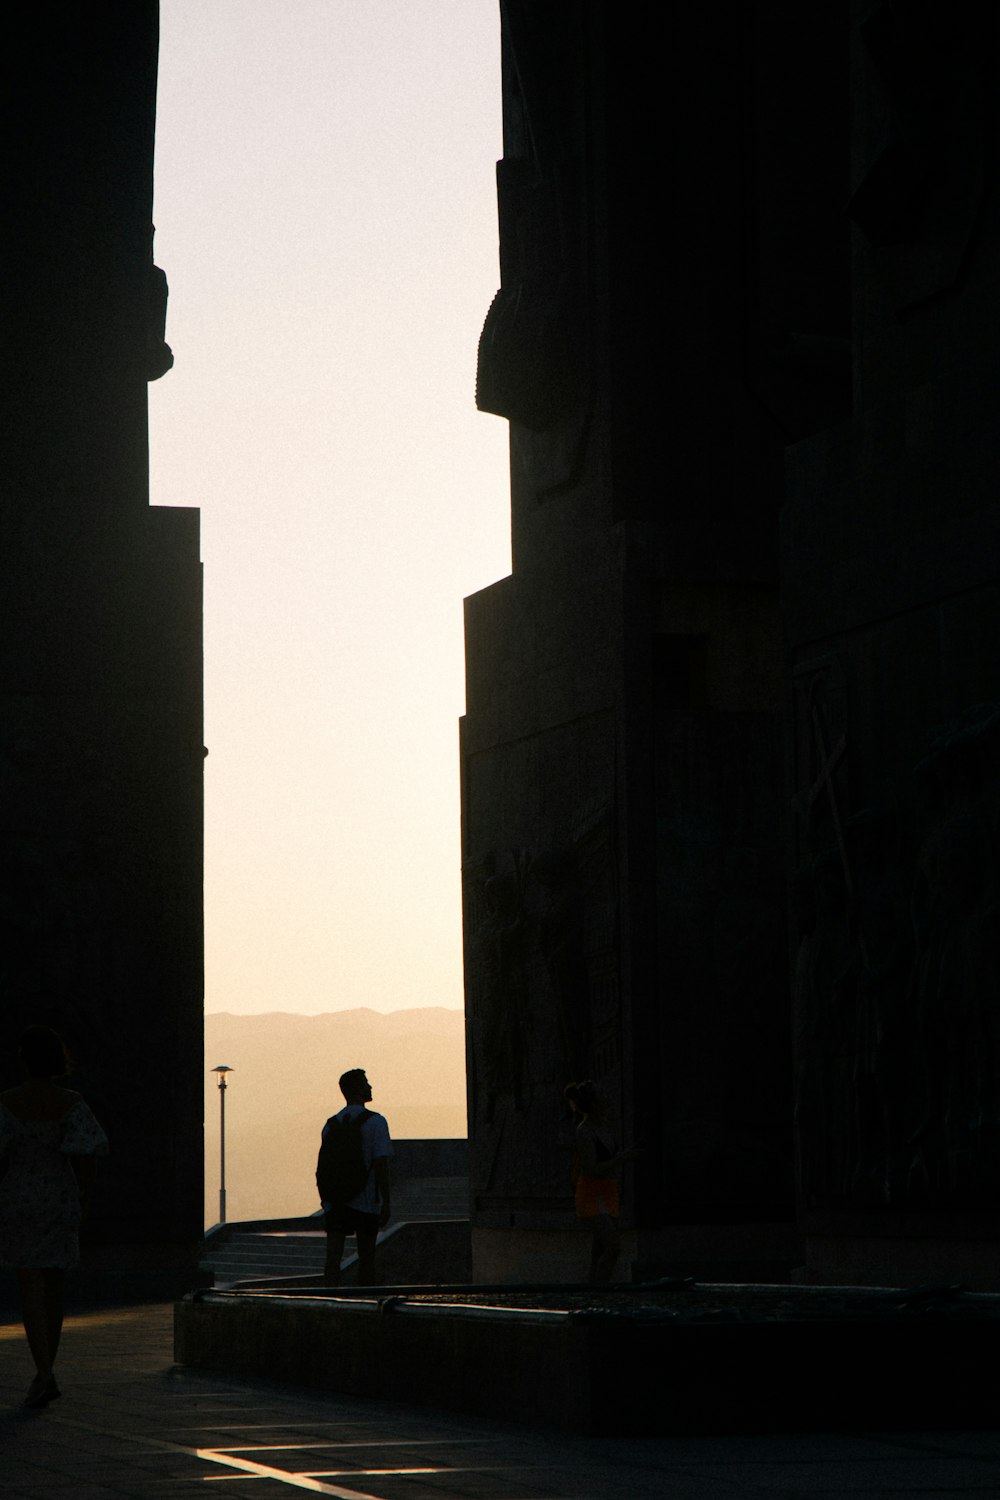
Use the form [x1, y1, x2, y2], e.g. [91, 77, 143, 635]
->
[207, 1250, 326, 1271]
[201, 1230, 328, 1285]
[200, 1188, 472, 1286]
[204, 1220, 473, 1292]
[230, 1233, 325, 1251]
[207, 1241, 325, 1264]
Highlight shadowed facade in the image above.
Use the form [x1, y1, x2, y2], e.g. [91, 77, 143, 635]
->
[5, 1, 999, 1295]
[463, 2, 848, 1280]
[464, 2, 1000, 1286]
[0, 3, 203, 1281]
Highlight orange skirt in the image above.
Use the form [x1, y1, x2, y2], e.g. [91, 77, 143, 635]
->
[575, 1176, 620, 1219]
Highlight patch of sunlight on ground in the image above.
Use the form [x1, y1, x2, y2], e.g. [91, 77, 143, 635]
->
[0, 1305, 148, 1338]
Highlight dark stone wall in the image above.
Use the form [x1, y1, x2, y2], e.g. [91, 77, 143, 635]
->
[463, 3, 853, 1266]
[0, 4, 203, 1259]
[784, 6, 1000, 1271]
[391, 1139, 469, 1180]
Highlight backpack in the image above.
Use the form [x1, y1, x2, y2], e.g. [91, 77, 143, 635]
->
[316, 1108, 373, 1206]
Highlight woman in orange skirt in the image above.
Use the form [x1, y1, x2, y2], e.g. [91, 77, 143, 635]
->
[564, 1080, 637, 1284]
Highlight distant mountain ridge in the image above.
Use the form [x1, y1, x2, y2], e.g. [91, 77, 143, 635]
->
[204, 1007, 466, 1225]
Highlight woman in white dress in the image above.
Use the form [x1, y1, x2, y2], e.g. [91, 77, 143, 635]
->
[0, 1025, 108, 1408]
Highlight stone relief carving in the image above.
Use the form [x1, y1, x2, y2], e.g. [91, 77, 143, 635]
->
[793, 849, 856, 1201]
[848, 4, 989, 311]
[466, 850, 531, 1125]
[146, 263, 174, 381]
[465, 806, 620, 1139]
[712, 845, 788, 1117]
[846, 805, 914, 1204]
[909, 706, 1000, 1198]
[531, 847, 591, 1085]
[793, 685, 1000, 1209]
[475, 3, 593, 496]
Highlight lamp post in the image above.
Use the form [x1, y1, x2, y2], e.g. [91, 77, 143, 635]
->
[211, 1065, 234, 1224]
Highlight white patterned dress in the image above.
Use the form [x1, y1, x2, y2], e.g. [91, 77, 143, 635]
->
[0, 1097, 109, 1269]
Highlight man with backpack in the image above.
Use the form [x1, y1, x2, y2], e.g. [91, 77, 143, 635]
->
[317, 1067, 392, 1286]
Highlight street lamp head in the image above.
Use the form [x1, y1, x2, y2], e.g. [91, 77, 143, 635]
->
[212, 1064, 234, 1087]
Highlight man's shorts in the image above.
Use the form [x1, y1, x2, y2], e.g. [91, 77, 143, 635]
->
[324, 1205, 380, 1235]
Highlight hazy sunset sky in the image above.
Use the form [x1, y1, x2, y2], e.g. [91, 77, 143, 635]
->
[150, 2, 508, 1015]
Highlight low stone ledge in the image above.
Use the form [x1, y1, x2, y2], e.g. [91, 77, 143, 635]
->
[174, 1283, 1000, 1435]
[175, 1291, 593, 1430]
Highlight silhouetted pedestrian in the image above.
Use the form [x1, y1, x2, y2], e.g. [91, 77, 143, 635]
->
[0, 1025, 108, 1408]
[564, 1080, 637, 1284]
[317, 1068, 392, 1286]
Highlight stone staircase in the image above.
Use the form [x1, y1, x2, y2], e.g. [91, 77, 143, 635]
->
[200, 1172, 470, 1287]
[201, 1225, 328, 1286]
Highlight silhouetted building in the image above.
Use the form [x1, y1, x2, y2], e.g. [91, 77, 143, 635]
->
[0, 4, 203, 1283]
[464, 2, 1000, 1287]
[7, 1, 997, 1295]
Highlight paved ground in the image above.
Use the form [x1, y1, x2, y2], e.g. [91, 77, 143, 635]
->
[1, 1299, 1000, 1497]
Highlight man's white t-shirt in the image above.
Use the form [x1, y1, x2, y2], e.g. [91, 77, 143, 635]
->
[322, 1104, 392, 1214]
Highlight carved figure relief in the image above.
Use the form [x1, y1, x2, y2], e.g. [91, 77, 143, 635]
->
[845, 806, 914, 1204]
[792, 656, 850, 877]
[466, 851, 531, 1125]
[848, 4, 989, 311]
[465, 807, 620, 1135]
[793, 681, 1000, 1210]
[909, 707, 1000, 1198]
[793, 849, 857, 1202]
[475, 3, 594, 496]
